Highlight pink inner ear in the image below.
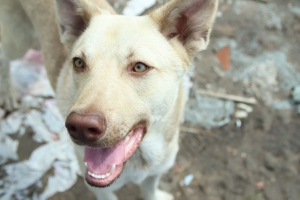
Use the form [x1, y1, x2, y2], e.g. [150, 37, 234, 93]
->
[174, 0, 212, 44]
[57, 0, 86, 36]
[176, 14, 189, 42]
[185, 0, 208, 17]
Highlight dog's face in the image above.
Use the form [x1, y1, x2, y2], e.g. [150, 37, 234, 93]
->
[56, 0, 217, 187]
[68, 15, 186, 145]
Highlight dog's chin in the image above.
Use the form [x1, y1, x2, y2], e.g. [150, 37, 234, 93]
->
[83, 126, 145, 188]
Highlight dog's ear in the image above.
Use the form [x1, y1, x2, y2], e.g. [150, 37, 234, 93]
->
[55, 0, 111, 50]
[150, 0, 218, 59]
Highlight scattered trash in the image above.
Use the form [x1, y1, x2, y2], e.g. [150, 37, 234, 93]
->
[272, 100, 294, 111]
[292, 86, 300, 103]
[292, 86, 300, 113]
[197, 89, 257, 105]
[235, 110, 248, 119]
[11, 50, 54, 97]
[183, 174, 194, 186]
[185, 94, 235, 129]
[216, 45, 231, 70]
[237, 103, 253, 113]
[123, 0, 156, 16]
[236, 119, 242, 128]
[0, 111, 23, 135]
[0, 109, 4, 119]
[256, 181, 265, 190]
[0, 49, 79, 200]
[42, 99, 64, 134]
[224, 36, 300, 106]
[23, 110, 56, 143]
[0, 136, 19, 165]
[234, 1, 284, 30]
[234, 103, 254, 119]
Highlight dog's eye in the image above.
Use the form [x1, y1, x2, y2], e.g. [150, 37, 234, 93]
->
[133, 63, 148, 73]
[73, 58, 84, 69]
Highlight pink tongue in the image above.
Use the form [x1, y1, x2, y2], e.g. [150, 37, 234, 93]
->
[84, 140, 125, 174]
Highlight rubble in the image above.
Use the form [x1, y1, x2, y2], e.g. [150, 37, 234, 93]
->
[185, 94, 235, 129]
[123, 0, 156, 15]
[0, 50, 79, 200]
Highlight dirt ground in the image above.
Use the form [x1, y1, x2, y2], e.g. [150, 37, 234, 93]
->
[1, 0, 300, 200]
[49, 0, 300, 200]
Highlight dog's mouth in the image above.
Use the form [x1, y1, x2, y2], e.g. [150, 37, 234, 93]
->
[83, 126, 145, 187]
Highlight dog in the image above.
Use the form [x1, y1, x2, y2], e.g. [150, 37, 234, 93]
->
[0, 0, 218, 199]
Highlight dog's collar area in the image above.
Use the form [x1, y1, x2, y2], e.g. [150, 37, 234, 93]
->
[84, 126, 145, 187]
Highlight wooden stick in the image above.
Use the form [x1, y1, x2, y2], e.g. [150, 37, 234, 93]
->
[180, 126, 220, 140]
[197, 89, 257, 105]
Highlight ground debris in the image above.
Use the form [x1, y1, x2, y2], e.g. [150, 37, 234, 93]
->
[0, 50, 79, 200]
[292, 86, 300, 113]
[184, 93, 235, 129]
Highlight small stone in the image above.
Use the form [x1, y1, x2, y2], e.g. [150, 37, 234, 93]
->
[256, 181, 265, 190]
[183, 174, 194, 186]
[235, 110, 248, 119]
[237, 103, 253, 113]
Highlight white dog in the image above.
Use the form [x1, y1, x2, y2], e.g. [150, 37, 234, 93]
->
[0, 0, 218, 199]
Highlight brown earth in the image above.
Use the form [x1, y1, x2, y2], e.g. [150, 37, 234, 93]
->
[4, 0, 300, 200]
[50, 0, 300, 200]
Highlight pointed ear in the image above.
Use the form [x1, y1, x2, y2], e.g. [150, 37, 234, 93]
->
[55, 0, 112, 50]
[150, 0, 218, 59]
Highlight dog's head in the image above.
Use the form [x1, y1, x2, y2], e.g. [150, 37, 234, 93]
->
[56, 0, 218, 187]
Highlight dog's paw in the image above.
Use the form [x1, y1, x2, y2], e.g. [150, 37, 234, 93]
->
[0, 84, 18, 111]
[153, 189, 174, 200]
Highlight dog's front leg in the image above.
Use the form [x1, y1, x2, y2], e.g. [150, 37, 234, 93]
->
[0, 51, 18, 111]
[140, 175, 174, 200]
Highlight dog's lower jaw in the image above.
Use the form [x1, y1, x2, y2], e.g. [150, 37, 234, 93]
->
[83, 126, 145, 187]
[85, 164, 123, 188]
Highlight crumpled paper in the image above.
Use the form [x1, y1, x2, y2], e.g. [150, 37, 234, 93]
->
[123, 0, 156, 16]
[185, 94, 235, 129]
[0, 50, 79, 200]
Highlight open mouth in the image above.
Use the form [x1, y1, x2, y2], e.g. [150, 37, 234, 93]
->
[83, 126, 145, 187]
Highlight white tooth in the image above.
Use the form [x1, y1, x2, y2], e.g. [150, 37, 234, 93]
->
[88, 170, 112, 179]
[125, 136, 130, 143]
[110, 164, 116, 173]
[84, 162, 87, 167]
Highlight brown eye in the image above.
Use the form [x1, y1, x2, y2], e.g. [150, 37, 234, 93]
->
[73, 58, 84, 69]
[133, 63, 148, 73]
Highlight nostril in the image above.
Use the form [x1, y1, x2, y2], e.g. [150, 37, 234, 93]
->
[87, 128, 100, 134]
[69, 126, 76, 132]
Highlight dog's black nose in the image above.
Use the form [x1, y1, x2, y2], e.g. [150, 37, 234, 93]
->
[65, 112, 106, 143]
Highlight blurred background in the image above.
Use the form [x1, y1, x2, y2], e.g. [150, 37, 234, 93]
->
[0, 0, 300, 199]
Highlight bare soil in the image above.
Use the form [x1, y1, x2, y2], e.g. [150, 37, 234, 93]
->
[7, 0, 300, 200]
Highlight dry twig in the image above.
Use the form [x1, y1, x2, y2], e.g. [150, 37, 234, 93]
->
[197, 89, 257, 105]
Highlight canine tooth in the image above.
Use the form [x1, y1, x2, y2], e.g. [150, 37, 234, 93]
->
[124, 136, 130, 143]
[110, 164, 116, 173]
